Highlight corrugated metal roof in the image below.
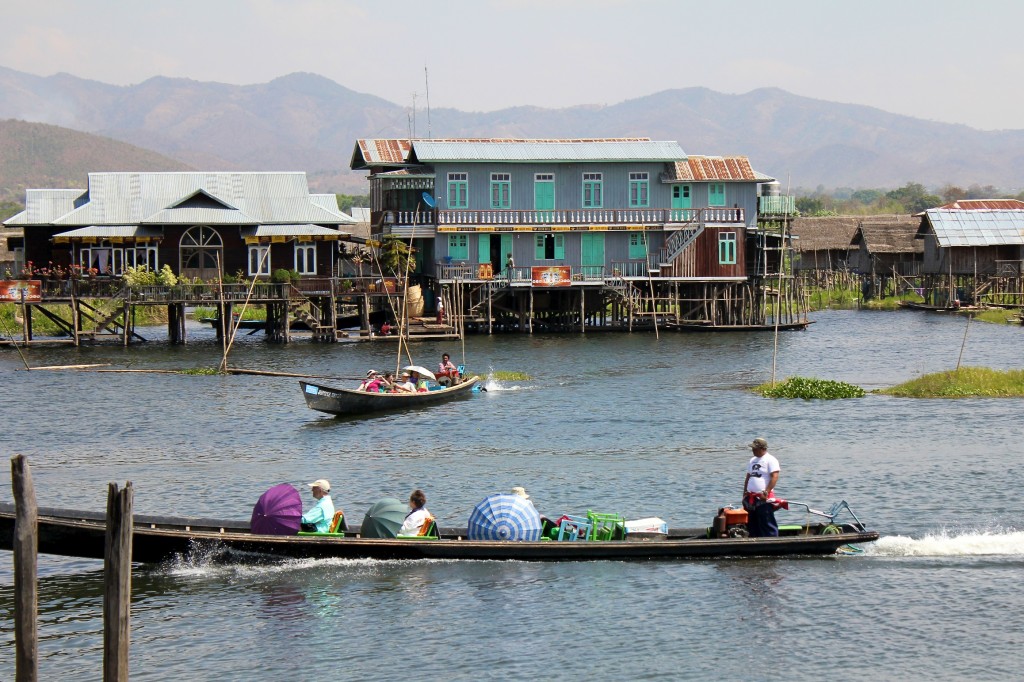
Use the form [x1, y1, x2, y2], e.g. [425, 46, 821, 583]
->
[925, 209, 1024, 247]
[352, 139, 413, 168]
[409, 138, 684, 162]
[937, 199, 1024, 210]
[51, 172, 347, 226]
[4, 189, 87, 226]
[348, 207, 371, 222]
[52, 225, 164, 239]
[240, 225, 347, 239]
[668, 156, 773, 182]
[309, 194, 356, 223]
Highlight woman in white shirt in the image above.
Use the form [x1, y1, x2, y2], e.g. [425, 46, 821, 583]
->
[398, 489, 431, 536]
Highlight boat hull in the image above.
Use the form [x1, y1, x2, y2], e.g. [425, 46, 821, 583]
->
[300, 377, 479, 416]
[0, 505, 879, 563]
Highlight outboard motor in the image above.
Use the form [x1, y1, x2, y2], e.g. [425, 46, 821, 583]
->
[712, 507, 749, 538]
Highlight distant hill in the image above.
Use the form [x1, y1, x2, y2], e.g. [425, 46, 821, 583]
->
[2, 65, 1024, 193]
[0, 118, 191, 203]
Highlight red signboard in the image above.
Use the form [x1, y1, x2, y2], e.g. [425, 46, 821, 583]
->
[531, 266, 571, 287]
[0, 280, 42, 302]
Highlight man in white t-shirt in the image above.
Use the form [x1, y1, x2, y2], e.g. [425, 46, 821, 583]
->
[742, 437, 781, 537]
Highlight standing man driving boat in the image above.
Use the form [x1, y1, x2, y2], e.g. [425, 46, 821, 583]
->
[300, 479, 335, 533]
[742, 438, 781, 537]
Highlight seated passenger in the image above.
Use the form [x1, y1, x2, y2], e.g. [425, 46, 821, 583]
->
[379, 371, 397, 392]
[412, 370, 430, 392]
[300, 479, 335, 533]
[358, 370, 378, 391]
[364, 373, 384, 393]
[398, 489, 431, 536]
[380, 321, 392, 336]
[395, 371, 416, 393]
[438, 353, 461, 387]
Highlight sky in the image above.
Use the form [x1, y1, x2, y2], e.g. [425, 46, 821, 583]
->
[2, 0, 1023, 131]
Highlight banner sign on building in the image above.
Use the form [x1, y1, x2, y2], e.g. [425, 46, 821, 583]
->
[477, 263, 494, 280]
[531, 266, 571, 287]
[0, 280, 42, 302]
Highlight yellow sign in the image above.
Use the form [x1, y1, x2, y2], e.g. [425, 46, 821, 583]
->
[436, 226, 457, 233]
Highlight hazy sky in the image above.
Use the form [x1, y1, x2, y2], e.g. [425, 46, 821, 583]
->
[2, 0, 1022, 130]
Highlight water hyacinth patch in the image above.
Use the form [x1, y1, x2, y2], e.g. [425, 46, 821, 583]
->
[756, 376, 866, 400]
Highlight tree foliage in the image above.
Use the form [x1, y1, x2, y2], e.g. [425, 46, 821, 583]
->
[335, 194, 370, 214]
[794, 181, 1021, 215]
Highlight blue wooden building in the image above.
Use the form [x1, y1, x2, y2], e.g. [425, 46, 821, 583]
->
[351, 138, 800, 331]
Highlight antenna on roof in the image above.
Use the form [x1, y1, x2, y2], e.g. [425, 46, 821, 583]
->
[410, 92, 417, 139]
[425, 66, 432, 139]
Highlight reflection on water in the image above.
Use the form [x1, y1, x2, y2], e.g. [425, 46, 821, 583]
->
[1, 310, 1023, 679]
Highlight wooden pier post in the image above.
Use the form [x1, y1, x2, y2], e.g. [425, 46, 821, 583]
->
[11, 454, 38, 682]
[103, 482, 133, 682]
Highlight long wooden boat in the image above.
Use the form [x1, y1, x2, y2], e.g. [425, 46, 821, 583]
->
[0, 503, 878, 563]
[300, 376, 480, 416]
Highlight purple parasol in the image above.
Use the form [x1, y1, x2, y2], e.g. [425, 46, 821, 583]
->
[250, 483, 302, 535]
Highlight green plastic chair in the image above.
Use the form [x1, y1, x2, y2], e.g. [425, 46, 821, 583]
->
[586, 511, 625, 541]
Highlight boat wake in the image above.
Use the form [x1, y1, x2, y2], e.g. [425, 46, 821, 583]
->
[866, 529, 1024, 557]
[481, 377, 532, 392]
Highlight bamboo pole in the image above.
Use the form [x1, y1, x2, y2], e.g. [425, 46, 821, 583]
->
[103, 482, 133, 682]
[12, 454, 38, 682]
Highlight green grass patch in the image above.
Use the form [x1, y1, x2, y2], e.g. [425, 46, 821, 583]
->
[877, 366, 1024, 398]
[962, 308, 1020, 325]
[176, 367, 221, 375]
[492, 370, 530, 381]
[755, 376, 866, 400]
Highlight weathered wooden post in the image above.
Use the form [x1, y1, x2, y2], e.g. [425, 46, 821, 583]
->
[11, 454, 38, 682]
[103, 482, 133, 682]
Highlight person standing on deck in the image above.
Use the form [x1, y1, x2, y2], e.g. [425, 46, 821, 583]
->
[300, 480, 335, 533]
[436, 293, 445, 325]
[742, 438, 781, 537]
[505, 253, 515, 284]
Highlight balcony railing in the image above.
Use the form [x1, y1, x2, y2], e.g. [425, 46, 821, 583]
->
[384, 207, 744, 227]
[758, 195, 796, 215]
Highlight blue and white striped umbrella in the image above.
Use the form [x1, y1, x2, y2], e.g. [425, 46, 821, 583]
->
[467, 494, 543, 541]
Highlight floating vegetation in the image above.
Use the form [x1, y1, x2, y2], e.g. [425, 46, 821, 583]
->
[492, 370, 531, 381]
[176, 367, 221, 375]
[755, 376, 865, 400]
[877, 366, 1024, 398]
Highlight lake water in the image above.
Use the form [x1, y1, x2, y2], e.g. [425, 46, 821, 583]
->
[1, 309, 1022, 680]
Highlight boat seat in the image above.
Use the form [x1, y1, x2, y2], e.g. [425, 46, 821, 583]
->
[297, 510, 346, 536]
[397, 516, 439, 540]
[557, 515, 593, 541]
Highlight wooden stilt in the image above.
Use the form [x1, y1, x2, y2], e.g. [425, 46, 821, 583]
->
[11, 454, 38, 682]
[103, 482, 133, 682]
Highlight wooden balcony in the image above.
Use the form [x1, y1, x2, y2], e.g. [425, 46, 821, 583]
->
[758, 195, 796, 215]
[383, 207, 744, 227]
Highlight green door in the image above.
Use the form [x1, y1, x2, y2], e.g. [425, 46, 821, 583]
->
[671, 184, 691, 221]
[581, 232, 605, 276]
[478, 233, 490, 264]
[535, 177, 555, 222]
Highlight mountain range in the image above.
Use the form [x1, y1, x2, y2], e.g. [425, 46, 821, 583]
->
[2, 65, 1023, 197]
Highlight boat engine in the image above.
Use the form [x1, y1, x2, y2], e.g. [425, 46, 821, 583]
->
[712, 507, 749, 538]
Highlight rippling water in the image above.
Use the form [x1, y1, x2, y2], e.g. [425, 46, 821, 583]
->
[1, 309, 1022, 680]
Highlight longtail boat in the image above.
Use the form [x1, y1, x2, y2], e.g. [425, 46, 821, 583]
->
[0, 502, 878, 563]
[300, 377, 480, 416]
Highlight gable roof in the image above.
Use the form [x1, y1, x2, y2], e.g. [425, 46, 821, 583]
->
[666, 156, 774, 182]
[4, 189, 87, 226]
[789, 216, 861, 251]
[407, 138, 685, 163]
[923, 209, 1024, 247]
[853, 217, 922, 254]
[49, 172, 349, 227]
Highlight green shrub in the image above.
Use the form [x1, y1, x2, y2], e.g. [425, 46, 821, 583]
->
[271, 268, 300, 283]
[755, 376, 865, 400]
[122, 265, 158, 287]
[156, 264, 178, 286]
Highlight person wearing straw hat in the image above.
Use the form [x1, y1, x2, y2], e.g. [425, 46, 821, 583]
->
[512, 486, 548, 525]
[300, 479, 335, 533]
[742, 438, 781, 537]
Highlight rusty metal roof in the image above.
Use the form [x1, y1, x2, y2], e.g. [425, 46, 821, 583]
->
[667, 156, 773, 182]
[925, 209, 1024, 247]
[352, 139, 413, 168]
[936, 199, 1024, 210]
